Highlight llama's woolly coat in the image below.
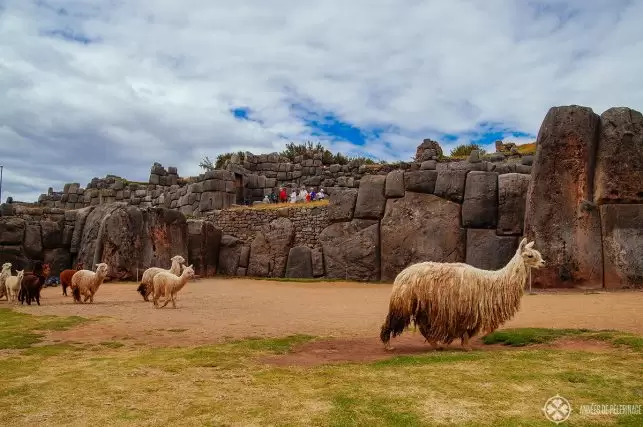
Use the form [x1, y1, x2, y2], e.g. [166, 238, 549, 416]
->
[60, 263, 83, 296]
[380, 239, 545, 347]
[137, 255, 185, 301]
[152, 265, 195, 308]
[0, 263, 12, 300]
[71, 263, 109, 303]
[5, 270, 24, 303]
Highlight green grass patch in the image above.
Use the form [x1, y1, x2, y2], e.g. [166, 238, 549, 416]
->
[483, 328, 642, 352]
[0, 308, 89, 349]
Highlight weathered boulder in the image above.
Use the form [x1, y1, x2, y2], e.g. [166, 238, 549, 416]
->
[246, 217, 294, 277]
[404, 170, 438, 194]
[285, 246, 313, 278]
[420, 160, 437, 170]
[0, 217, 25, 245]
[599, 204, 642, 289]
[524, 105, 603, 288]
[217, 235, 242, 276]
[385, 170, 405, 198]
[311, 248, 324, 277]
[40, 219, 64, 249]
[497, 173, 531, 235]
[380, 193, 465, 281]
[353, 175, 386, 219]
[415, 138, 443, 160]
[318, 219, 380, 281]
[328, 189, 358, 222]
[462, 171, 498, 228]
[594, 107, 643, 204]
[434, 170, 467, 203]
[23, 224, 43, 258]
[466, 229, 519, 270]
[70, 207, 94, 254]
[76, 203, 188, 281]
[187, 219, 221, 277]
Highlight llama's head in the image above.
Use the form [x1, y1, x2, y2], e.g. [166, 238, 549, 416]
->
[518, 239, 545, 269]
[181, 264, 195, 279]
[16, 269, 24, 279]
[95, 263, 109, 276]
[2, 262, 12, 271]
[75, 262, 84, 270]
[171, 255, 186, 265]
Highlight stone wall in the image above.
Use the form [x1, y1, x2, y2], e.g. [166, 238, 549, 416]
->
[2, 103, 640, 290]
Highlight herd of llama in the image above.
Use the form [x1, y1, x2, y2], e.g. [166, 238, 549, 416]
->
[0, 238, 545, 350]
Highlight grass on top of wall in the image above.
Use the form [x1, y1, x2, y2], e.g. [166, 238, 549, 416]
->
[227, 199, 329, 211]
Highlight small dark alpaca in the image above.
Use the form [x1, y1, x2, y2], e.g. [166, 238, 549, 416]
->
[19, 263, 51, 306]
[60, 262, 84, 296]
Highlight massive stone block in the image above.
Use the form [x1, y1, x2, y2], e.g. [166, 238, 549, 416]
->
[328, 188, 358, 222]
[246, 217, 294, 277]
[434, 170, 467, 203]
[0, 217, 26, 245]
[353, 175, 386, 219]
[311, 248, 324, 277]
[318, 219, 380, 281]
[187, 219, 221, 277]
[23, 224, 43, 258]
[404, 170, 438, 194]
[285, 246, 313, 278]
[600, 204, 642, 289]
[380, 193, 465, 281]
[594, 107, 643, 204]
[217, 235, 242, 276]
[524, 105, 603, 288]
[466, 229, 519, 270]
[462, 171, 498, 228]
[385, 170, 404, 198]
[497, 173, 531, 235]
[41, 219, 64, 249]
[76, 203, 188, 281]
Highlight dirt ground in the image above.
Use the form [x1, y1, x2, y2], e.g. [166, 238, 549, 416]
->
[7, 277, 643, 363]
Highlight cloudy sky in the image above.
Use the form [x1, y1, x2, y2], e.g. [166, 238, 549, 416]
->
[1, 0, 642, 202]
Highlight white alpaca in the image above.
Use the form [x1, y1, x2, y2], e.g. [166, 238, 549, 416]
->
[0, 262, 12, 300]
[71, 263, 110, 304]
[380, 238, 546, 351]
[152, 264, 195, 309]
[137, 255, 186, 302]
[5, 270, 24, 303]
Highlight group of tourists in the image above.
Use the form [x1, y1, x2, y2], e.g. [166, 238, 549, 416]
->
[262, 187, 326, 204]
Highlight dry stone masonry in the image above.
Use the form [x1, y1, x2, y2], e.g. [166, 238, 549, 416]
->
[1, 104, 641, 289]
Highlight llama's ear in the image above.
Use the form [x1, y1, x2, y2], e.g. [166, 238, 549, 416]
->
[525, 241, 535, 249]
[519, 238, 528, 251]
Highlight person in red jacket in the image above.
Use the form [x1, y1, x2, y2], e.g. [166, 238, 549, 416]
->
[279, 187, 287, 203]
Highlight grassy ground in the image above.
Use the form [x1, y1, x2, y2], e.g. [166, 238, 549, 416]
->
[0, 308, 641, 426]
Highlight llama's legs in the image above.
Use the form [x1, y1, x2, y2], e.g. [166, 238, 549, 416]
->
[171, 294, 177, 309]
[35, 292, 40, 306]
[62, 283, 67, 296]
[461, 332, 472, 351]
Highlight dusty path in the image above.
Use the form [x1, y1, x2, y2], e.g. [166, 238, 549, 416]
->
[6, 278, 642, 349]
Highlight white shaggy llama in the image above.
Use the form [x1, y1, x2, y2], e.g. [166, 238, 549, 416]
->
[137, 255, 186, 301]
[152, 264, 195, 309]
[0, 262, 12, 300]
[380, 238, 546, 351]
[5, 270, 24, 303]
[71, 263, 110, 303]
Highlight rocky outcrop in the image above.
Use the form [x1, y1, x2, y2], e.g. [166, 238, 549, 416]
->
[246, 217, 294, 277]
[415, 138, 443, 161]
[380, 193, 465, 281]
[594, 107, 643, 205]
[328, 189, 358, 222]
[524, 106, 603, 288]
[466, 229, 519, 270]
[76, 203, 188, 280]
[318, 219, 380, 281]
[599, 204, 642, 288]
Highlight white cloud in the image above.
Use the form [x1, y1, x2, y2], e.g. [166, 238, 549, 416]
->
[1, 0, 642, 201]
